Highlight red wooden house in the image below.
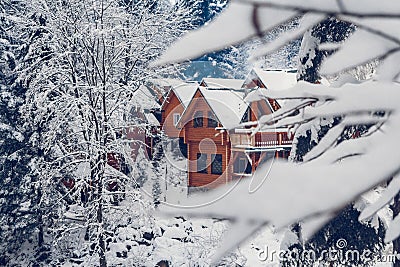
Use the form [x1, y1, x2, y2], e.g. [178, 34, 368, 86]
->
[231, 68, 298, 177]
[178, 87, 248, 188]
[159, 69, 298, 190]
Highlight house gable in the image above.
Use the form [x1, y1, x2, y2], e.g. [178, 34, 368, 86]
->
[161, 89, 185, 138]
[178, 89, 222, 132]
[242, 69, 298, 112]
[179, 89, 232, 188]
[178, 87, 248, 130]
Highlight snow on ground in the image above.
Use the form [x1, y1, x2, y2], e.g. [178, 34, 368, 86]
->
[147, 144, 285, 266]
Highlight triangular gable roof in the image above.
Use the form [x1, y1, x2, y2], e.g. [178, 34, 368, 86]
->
[179, 87, 248, 130]
[173, 82, 199, 108]
[200, 78, 245, 89]
[243, 68, 298, 109]
[161, 81, 199, 109]
[244, 87, 275, 115]
[244, 68, 297, 90]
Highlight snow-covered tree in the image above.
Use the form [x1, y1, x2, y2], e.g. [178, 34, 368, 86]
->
[11, 0, 193, 266]
[154, 1, 400, 265]
[179, 0, 228, 27]
[0, 2, 55, 265]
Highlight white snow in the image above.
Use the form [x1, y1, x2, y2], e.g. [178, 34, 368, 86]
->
[321, 29, 398, 75]
[252, 68, 297, 91]
[201, 78, 244, 89]
[171, 82, 199, 109]
[132, 85, 161, 110]
[385, 213, 400, 243]
[162, 227, 187, 239]
[251, 12, 326, 60]
[199, 87, 248, 129]
[144, 113, 160, 127]
[360, 176, 400, 222]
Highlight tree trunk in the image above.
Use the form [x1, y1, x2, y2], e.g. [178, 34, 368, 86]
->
[37, 188, 44, 248]
[98, 200, 107, 267]
[392, 192, 400, 267]
[97, 160, 107, 267]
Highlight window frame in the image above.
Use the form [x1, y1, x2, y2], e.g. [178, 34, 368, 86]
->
[173, 113, 180, 126]
[197, 153, 207, 174]
[193, 111, 203, 128]
[234, 156, 252, 174]
[207, 111, 218, 128]
[211, 154, 223, 175]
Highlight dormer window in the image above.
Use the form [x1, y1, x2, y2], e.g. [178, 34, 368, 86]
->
[193, 111, 203, 128]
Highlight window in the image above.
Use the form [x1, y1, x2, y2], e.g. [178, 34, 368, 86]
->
[257, 101, 264, 118]
[193, 111, 203, 128]
[241, 107, 251, 123]
[211, 154, 223, 175]
[234, 156, 252, 174]
[173, 113, 180, 126]
[179, 137, 188, 158]
[207, 111, 218, 128]
[197, 153, 207, 173]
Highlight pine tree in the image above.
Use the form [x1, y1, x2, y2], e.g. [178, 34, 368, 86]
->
[178, 0, 228, 27]
[284, 17, 386, 266]
[0, 2, 54, 264]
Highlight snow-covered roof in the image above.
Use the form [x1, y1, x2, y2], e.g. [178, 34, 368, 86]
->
[244, 69, 298, 108]
[144, 113, 160, 126]
[132, 85, 161, 110]
[174, 82, 199, 108]
[201, 78, 245, 89]
[162, 82, 199, 109]
[252, 68, 297, 91]
[148, 78, 183, 88]
[198, 87, 248, 129]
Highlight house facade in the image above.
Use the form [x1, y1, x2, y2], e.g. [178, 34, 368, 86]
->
[178, 87, 246, 187]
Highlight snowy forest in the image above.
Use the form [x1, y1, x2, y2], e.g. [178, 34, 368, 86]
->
[1, 0, 400, 267]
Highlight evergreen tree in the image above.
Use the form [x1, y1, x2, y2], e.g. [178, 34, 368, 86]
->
[297, 17, 355, 83]
[283, 17, 386, 266]
[0, 2, 53, 265]
[284, 207, 385, 266]
[178, 0, 228, 27]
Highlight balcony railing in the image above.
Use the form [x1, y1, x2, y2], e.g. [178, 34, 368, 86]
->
[231, 131, 293, 148]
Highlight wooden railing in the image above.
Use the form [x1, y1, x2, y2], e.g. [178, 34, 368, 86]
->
[231, 131, 293, 148]
[230, 133, 254, 147]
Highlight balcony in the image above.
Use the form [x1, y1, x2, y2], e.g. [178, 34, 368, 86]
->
[230, 130, 293, 150]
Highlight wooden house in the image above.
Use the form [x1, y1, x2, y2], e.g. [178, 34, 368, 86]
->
[175, 70, 297, 190]
[231, 69, 297, 179]
[178, 87, 248, 188]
